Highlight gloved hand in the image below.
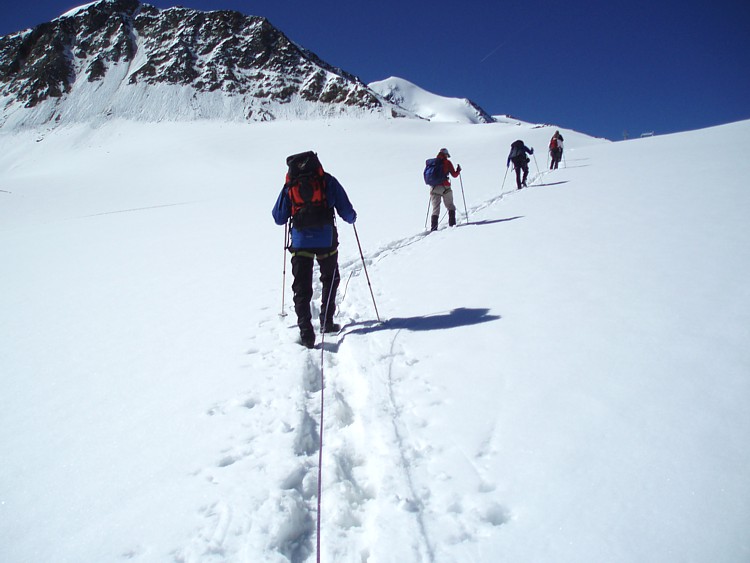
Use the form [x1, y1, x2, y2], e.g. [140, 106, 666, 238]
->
[530, 148, 534, 155]
[456, 164, 462, 173]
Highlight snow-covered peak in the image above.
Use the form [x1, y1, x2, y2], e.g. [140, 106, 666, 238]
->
[369, 76, 495, 124]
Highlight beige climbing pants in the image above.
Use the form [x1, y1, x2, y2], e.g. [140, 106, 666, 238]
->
[430, 185, 456, 217]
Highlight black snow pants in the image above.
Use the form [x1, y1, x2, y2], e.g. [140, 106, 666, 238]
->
[512, 157, 529, 188]
[291, 251, 340, 333]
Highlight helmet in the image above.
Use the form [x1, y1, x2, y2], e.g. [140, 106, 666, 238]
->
[439, 148, 450, 157]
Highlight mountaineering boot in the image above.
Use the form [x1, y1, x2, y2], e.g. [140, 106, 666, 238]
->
[430, 215, 439, 232]
[321, 321, 341, 334]
[299, 328, 315, 348]
[448, 210, 456, 227]
[299, 321, 315, 348]
[319, 314, 341, 334]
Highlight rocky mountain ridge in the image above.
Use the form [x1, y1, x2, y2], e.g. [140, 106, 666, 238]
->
[0, 0, 495, 129]
[0, 0, 413, 128]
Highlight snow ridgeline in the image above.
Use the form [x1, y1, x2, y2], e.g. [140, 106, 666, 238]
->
[369, 77, 494, 124]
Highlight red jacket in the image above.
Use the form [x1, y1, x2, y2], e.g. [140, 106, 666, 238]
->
[437, 154, 460, 187]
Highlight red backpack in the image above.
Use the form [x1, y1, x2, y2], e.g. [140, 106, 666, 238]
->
[285, 151, 333, 229]
[549, 137, 558, 150]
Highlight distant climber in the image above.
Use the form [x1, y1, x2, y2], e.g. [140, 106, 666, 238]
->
[549, 130, 564, 169]
[424, 148, 461, 231]
[507, 140, 533, 189]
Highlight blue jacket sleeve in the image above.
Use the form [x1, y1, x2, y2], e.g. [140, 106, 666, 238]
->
[272, 185, 291, 225]
[326, 174, 357, 224]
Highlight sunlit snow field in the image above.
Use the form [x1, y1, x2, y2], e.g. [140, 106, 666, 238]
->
[1, 116, 749, 562]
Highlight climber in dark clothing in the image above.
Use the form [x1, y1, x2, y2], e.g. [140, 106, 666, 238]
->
[507, 140, 534, 189]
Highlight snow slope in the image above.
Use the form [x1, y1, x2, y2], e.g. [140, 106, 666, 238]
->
[1, 117, 749, 562]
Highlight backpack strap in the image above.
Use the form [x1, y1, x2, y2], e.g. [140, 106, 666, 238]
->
[290, 249, 339, 259]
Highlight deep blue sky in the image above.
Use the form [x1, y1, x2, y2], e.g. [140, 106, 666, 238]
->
[2, 0, 749, 140]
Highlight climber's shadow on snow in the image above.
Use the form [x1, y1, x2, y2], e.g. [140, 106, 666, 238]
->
[343, 307, 501, 338]
[529, 180, 569, 188]
[461, 216, 523, 227]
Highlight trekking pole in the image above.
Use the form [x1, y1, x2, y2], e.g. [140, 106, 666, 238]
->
[280, 220, 289, 317]
[424, 196, 431, 231]
[458, 172, 469, 224]
[353, 224, 381, 322]
[532, 151, 541, 181]
[501, 164, 510, 192]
